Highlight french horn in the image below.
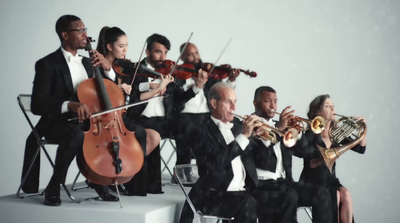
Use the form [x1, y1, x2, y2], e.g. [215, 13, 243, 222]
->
[318, 113, 367, 173]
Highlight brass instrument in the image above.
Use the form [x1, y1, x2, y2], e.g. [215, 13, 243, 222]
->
[232, 113, 298, 147]
[318, 113, 367, 173]
[269, 109, 325, 134]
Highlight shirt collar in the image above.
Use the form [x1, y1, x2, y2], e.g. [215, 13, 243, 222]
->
[61, 47, 83, 63]
[211, 115, 234, 130]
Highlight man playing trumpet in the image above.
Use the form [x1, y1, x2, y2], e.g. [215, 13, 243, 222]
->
[250, 86, 334, 223]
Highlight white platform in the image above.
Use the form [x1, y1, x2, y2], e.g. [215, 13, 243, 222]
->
[0, 174, 186, 223]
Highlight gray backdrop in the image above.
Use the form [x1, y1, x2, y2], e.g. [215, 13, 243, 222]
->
[0, 0, 399, 222]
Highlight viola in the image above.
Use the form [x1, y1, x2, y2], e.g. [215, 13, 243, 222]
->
[200, 62, 257, 79]
[76, 37, 144, 186]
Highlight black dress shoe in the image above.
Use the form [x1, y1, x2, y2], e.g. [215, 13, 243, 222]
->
[86, 180, 119, 202]
[44, 179, 61, 206]
[44, 195, 61, 206]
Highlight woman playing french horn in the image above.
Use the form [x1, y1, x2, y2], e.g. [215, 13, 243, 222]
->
[295, 94, 367, 223]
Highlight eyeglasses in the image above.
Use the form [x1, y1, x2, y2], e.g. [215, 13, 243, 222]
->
[67, 28, 87, 34]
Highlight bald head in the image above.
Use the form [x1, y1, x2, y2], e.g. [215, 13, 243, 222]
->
[180, 42, 201, 64]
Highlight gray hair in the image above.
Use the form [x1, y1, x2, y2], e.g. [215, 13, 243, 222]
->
[207, 82, 234, 108]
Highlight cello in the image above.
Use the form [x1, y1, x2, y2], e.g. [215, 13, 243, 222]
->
[76, 37, 144, 186]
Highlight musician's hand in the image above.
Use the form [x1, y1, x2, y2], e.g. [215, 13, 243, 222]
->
[356, 115, 367, 146]
[158, 74, 174, 95]
[193, 69, 208, 89]
[90, 50, 110, 70]
[242, 115, 262, 138]
[119, 83, 131, 95]
[68, 102, 91, 122]
[229, 68, 240, 82]
[149, 82, 160, 90]
[277, 106, 295, 131]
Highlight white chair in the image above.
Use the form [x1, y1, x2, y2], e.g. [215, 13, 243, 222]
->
[174, 164, 234, 223]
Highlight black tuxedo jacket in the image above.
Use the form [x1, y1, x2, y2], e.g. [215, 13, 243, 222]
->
[122, 59, 196, 120]
[193, 117, 258, 194]
[31, 48, 93, 129]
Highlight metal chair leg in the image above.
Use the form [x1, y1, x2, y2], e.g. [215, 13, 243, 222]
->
[71, 172, 88, 191]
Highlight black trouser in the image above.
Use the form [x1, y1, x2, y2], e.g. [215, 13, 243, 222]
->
[175, 113, 209, 165]
[123, 115, 165, 195]
[258, 179, 333, 223]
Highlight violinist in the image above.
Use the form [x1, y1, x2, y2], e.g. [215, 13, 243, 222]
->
[122, 35, 207, 139]
[172, 42, 240, 178]
[120, 34, 207, 193]
[25, 15, 118, 206]
[95, 26, 162, 196]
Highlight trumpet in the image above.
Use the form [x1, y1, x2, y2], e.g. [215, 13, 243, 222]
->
[269, 109, 326, 134]
[318, 113, 367, 173]
[232, 113, 298, 147]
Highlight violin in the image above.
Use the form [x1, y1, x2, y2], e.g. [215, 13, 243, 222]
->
[76, 37, 144, 186]
[200, 62, 257, 79]
[112, 59, 197, 80]
[113, 59, 257, 81]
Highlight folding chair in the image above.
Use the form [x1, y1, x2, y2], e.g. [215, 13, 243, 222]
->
[304, 206, 313, 220]
[16, 94, 80, 203]
[174, 164, 234, 223]
[160, 138, 177, 177]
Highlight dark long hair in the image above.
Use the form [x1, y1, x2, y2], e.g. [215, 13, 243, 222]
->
[96, 26, 126, 56]
[307, 94, 330, 119]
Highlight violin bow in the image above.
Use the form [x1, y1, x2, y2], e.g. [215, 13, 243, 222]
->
[129, 40, 148, 86]
[208, 37, 232, 76]
[169, 32, 193, 75]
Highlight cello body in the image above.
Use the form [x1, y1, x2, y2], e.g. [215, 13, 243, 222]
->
[76, 38, 144, 186]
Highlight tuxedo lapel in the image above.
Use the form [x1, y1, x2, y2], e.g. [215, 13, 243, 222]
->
[54, 48, 74, 96]
[207, 118, 227, 149]
[82, 57, 93, 79]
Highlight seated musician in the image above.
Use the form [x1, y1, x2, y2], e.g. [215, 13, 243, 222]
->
[26, 15, 119, 206]
[95, 26, 161, 196]
[120, 34, 207, 193]
[173, 42, 240, 174]
[250, 86, 334, 222]
[179, 82, 288, 223]
[295, 94, 367, 223]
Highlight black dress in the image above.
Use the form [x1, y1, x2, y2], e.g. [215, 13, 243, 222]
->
[297, 130, 366, 223]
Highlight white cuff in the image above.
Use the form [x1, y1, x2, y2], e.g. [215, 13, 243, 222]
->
[192, 85, 201, 94]
[139, 82, 150, 92]
[236, 134, 249, 150]
[61, 101, 69, 113]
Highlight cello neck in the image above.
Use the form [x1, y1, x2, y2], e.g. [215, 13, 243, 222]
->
[86, 37, 113, 110]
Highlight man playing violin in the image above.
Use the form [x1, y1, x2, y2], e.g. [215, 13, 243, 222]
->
[121, 34, 208, 192]
[172, 42, 240, 180]
[22, 15, 120, 206]
[250, 86, 333, 222]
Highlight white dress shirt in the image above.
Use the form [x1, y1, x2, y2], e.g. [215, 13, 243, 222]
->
[60, 47, 117, 113]
[181, 78, 208, 113]
[140, 62, 166, 118]
[210, 116, 249, 191]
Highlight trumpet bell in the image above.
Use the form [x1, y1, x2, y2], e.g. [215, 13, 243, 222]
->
[310, 116, 325, 134]
[283, 128, 298, 148]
